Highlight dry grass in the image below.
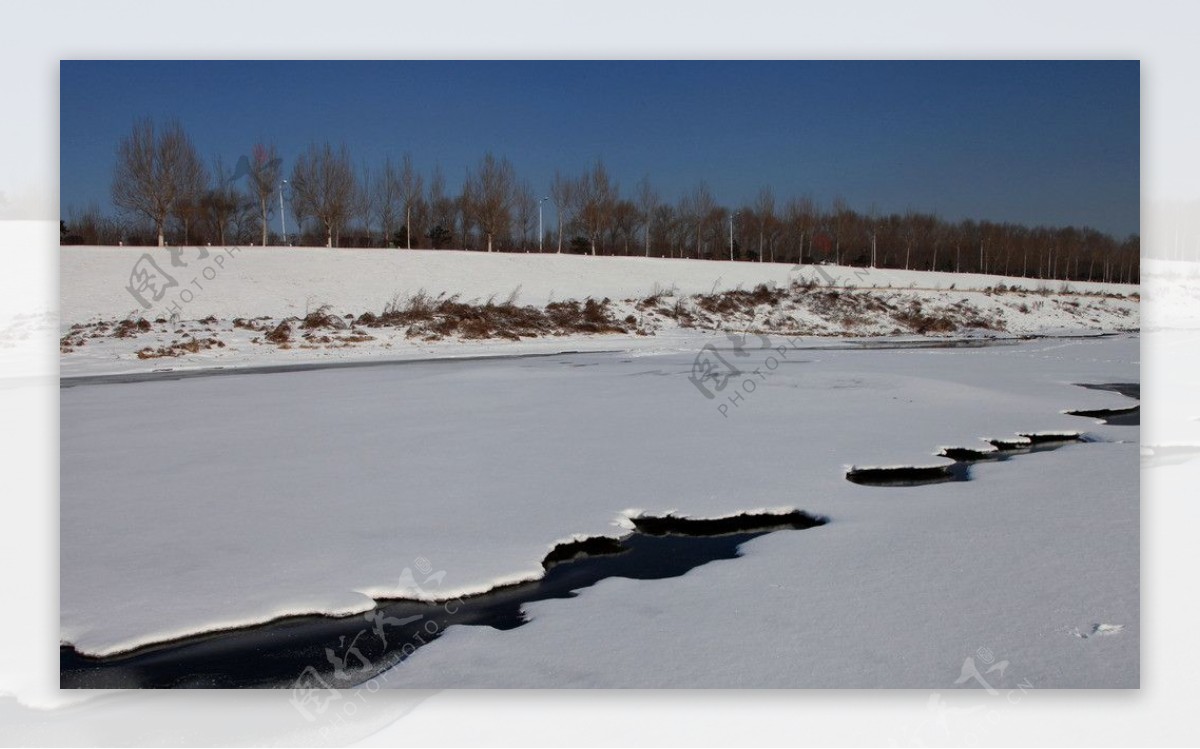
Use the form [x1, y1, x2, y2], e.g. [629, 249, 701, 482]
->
[694, 284, 787, 315]
[352, 291, 634, 341]
[136, 336, 225, 359]
[111, 318, 152, 338]
[263, 321, 292, 344]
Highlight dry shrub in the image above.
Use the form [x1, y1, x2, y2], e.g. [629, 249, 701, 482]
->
[264, 321, 292, 344]
[695, 284, 786, 315]
[136, 336, 224, 359]
[301, 304, 346, 330]
[112, 318, 152, 338]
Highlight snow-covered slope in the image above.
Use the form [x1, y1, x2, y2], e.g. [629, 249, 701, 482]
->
[61, 245, 1135, 325]
[59, 246, 1138, 377]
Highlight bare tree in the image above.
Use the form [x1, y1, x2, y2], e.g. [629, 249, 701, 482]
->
[550, 170, 576, 254]
[901, 210, 919, 271]
[246, 143, 283, 247]
[577, 161, 617, 255]
[786, 196, 817, 264]
[354, 161, 376, 246]
[200, 157, 246, 245]
[374, 158, 402, 246]
[454, 187, 476, 250]
[111, 117, 205, 247]
[426, 165, 456, 248]
[653, 204, 679, 258]
[683, 182, 716, 259]
[753, 186, 776, 262]
[289, 142, 356, 248]
[462, 152, 516, 252]
[172, 153, 208, 245]
[65, 201, 122, 245]
[514, 180, 537, 252]
[831, 196, 854, 265]
[636, 176, 659, 257]
[398, 153, 423, 249]
[611, 199, 642, 255]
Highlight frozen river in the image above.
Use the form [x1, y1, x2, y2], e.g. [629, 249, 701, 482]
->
[60, 335, 1139, 687]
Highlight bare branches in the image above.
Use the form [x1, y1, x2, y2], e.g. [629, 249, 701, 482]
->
[289, 142, 355, 248]
[247, 143, 282, 246]
[549, 170, 576, 254]
[636, 177, 660, 257]
[462, 152, 516, 253]
[576, 161, 617, 256]
[514, 180, 537, 252]
[200, 156, 248, 246]
[682, 182, 716, 259]
[100, 124, 1137, 281]
[111, 117, 205, 247]
[374, 158, 401, 245]
[397, 154, 424, 250]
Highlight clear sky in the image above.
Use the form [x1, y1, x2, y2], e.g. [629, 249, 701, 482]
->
[60, 60, 1140, 237]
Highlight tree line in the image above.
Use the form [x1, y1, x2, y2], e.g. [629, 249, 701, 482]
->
[62, 117, 1140, 283]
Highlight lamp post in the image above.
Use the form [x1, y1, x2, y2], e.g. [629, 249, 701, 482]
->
[279, 180, 288, 246]
[538, 197, 549, 253]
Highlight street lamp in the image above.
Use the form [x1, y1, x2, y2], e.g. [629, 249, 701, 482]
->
[538, 197, 549, 253]
[279, 180, 288, 246]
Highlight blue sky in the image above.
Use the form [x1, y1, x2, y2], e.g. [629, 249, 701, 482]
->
[60, 60, 1139, 237]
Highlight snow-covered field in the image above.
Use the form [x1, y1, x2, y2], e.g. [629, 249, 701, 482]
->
[61, 334, 1139, 686]
[59, 246, 1138, 378]
[61, 245, 1137, 324]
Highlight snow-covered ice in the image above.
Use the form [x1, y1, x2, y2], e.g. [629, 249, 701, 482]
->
[60, 334, 1138, 687]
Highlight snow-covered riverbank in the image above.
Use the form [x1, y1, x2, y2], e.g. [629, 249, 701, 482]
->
[59, 246, 1138, 377]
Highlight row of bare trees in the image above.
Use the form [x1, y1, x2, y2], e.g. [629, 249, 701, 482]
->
[87, 118, 1139, 283]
